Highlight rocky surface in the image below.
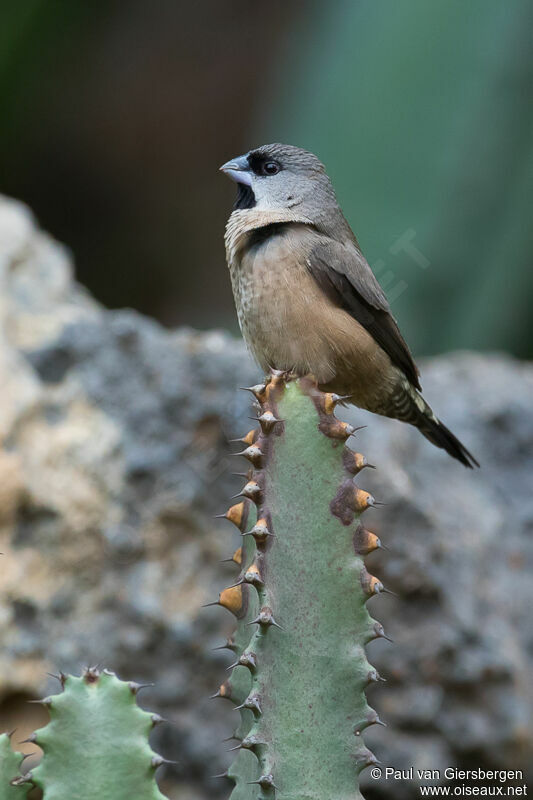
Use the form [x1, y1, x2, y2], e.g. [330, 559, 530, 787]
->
[0, 195, 531, 798]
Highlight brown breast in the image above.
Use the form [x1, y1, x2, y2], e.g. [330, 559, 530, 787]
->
[225, 214, 397, 408]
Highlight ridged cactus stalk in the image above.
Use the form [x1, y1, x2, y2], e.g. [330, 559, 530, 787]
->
[212, 371, 390, 800]
[0, 733, 26, 798]
[9, 668, 169, 799]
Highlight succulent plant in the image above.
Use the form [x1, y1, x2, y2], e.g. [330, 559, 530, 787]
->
[0, 373, 390, 800]
[211, 371, 390, 799]
[0, 732, 26, 798]
[11, 668, 169, 799]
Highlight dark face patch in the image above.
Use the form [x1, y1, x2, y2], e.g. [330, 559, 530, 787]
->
[247, 152, 282, 177]
[234, 183, 256, 210]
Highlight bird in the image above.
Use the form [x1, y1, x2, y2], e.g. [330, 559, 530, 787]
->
[220, 143, 478, 468]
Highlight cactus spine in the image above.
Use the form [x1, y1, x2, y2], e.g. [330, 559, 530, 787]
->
[14, 668, 168, 799]
[212, 372, 389, 799]
[0, 733, 26, 798]
[213, 492, 263, 796]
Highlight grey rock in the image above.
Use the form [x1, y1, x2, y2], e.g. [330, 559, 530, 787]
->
[0, 195, 531, 797]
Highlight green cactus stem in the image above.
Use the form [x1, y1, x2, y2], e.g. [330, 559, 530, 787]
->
[212, 495, 262, 793]
[20, 668, 169, 800]
[0, 732, 26, 798]
[212, 372, 389, 800]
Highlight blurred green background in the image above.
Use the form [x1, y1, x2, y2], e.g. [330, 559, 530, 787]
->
[1, 0, 532, 356]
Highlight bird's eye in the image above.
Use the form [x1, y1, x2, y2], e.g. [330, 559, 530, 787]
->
[248, 153, 282, 176]
[261, 160, 280, 176]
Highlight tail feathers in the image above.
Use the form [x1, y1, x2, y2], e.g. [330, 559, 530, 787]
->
[390, 382, 479, 468]
[417, 414, 479, 469]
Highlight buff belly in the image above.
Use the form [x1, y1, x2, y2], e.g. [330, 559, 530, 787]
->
[230, 230, 400, 414]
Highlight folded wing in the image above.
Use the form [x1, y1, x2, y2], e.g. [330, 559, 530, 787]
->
[306, 239, 421, 391]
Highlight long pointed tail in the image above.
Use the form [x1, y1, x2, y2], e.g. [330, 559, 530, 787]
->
[390, 382, 479, 468]
[416, 413, 479, 468]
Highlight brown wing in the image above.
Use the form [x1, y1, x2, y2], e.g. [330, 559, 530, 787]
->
[306, 238, 421, 391]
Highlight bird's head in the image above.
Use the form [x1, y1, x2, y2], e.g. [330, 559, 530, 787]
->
[220, 143, 338, 217]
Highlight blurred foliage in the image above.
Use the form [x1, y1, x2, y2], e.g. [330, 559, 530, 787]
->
[0, 1, 297, 330]
[260, 0, 533, 358]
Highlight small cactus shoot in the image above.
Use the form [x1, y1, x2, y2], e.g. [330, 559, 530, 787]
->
[0, 732, 26, 798]
[18, 668, 169, 799]
[212, 372, 389, 799]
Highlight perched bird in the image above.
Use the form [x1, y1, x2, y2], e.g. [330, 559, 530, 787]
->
[220, 143, 478, 468]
